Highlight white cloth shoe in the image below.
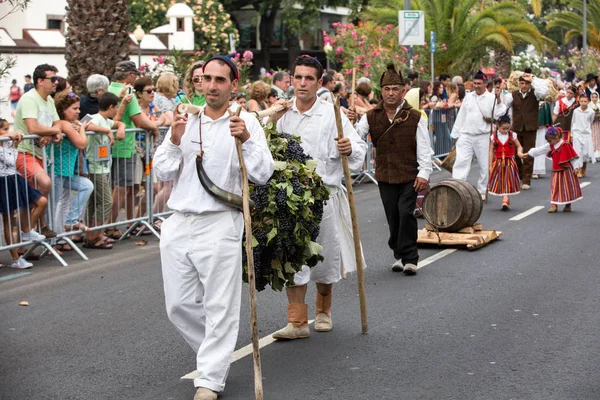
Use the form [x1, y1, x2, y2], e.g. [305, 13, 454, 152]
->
[21, 230, 46, 242]
[314, 313, 333, 332]
[403, 263, 417, 275]
[272, 323, 310, 340]
[11, 257, 32, 269]
[522, 184, 531, 190]
[194, 387, 217, 400]
[391, 259, 404, 272]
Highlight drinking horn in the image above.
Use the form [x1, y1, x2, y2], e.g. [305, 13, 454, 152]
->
[188, 104, 255, 211]
[195, 153, 255, 211]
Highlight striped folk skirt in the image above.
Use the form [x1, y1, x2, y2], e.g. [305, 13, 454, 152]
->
[550, 164, 583, 205]
[488, 156, 521, 196]
[592, 120, 600, 157]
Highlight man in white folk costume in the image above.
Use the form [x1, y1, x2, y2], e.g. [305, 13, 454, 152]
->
[154, 56, 274, 400]
[451, 70, 507, 198]
[269, 55, 367, 340]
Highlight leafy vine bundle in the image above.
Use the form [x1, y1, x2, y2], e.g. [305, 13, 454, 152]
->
[242, 123, 330, 291]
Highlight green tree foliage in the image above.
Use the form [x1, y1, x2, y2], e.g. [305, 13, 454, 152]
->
[362, 0, 552, 76]
[546, 0, 600, 50]
[128, 0, 239, 55]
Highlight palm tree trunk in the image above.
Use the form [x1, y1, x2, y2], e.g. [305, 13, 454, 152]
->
[494, 47, 513, 79]
[65, 0, 131, 95]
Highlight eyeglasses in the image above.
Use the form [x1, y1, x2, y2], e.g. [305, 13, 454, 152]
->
[43, 77, 58, 83]
[192, 77, 202, 83]
[142, 88, 156, 94]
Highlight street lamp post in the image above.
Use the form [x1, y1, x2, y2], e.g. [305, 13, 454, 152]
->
[133, 25, 145, 67]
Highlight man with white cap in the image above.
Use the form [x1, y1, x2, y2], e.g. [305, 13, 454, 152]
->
[154, 55, 274, 400]
[451, 70, 507, 198]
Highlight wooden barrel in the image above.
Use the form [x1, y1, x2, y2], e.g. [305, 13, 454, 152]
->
[422, 179, 483, 232]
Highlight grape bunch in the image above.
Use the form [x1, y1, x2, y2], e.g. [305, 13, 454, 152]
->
[242, 128, 330, 292]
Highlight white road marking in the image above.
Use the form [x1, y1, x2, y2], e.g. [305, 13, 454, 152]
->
[510, 205, 545, 221]
[181, 319, 315, 380]
[417, 249, 457, 270]
[581, 182, 591, 188]
[181, 248, 458, 380]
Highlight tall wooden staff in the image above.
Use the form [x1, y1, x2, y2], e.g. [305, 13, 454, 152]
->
[231, 107, 264, 399]
[333, 95, 369, 334]
[351, 68, 357, 109]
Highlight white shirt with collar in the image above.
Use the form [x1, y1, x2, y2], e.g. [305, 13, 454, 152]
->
[504, 77, 549, 108]
[571, 106, 595, 135]
[355, 101, 433, 181]
[451, 90, 508, 137]
[276, 97, 367, 187]
[154, 103, 274, 214]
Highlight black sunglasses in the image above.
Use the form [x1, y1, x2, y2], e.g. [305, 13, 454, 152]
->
[192, 77, 202, 83]
[142, 88, 156, 94]
[43, 76, 58, 83]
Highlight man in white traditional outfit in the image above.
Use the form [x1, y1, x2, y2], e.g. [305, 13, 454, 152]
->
[269, 55, 367, 340]
[154, 56, 274, 400]
[351, 63, 432, 275]
[451, 70, 507, 198]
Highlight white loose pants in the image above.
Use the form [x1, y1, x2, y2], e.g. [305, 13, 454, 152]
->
[160, 210, 243, 392]
[452, 133, 490, 195]
[533, 127, 547, 175]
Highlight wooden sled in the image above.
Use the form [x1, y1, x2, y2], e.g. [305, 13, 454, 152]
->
[417, 223, 503, 250]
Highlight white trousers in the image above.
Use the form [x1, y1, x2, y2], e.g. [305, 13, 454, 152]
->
[452, 133, 490, 195]
[292, 187, 366, 286]
[160, 210, 243, 392]
[533, 127, 547, 175]
[573, 133, 597, 164]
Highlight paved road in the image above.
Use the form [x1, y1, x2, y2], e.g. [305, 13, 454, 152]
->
[1, 161, 600, 400]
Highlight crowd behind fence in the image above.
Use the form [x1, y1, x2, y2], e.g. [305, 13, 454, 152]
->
[2, 118, 453, 267]
[0, 127, 171, 267]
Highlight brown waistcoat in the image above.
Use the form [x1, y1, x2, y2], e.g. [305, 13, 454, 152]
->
[511, 90, 539, 132]
[367, 102, 421, 184]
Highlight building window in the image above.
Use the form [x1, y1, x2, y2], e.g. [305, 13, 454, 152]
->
[177, 18, 184, 32]
[47, 18, 64, 31]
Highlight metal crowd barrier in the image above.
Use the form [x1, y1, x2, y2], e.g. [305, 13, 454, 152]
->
[0, 127, 172, 267]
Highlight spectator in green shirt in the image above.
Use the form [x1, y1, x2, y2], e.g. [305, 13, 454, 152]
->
[14, 63, 63, 238]
[107, 60, 159, 239]
[180, 60, 206, 106]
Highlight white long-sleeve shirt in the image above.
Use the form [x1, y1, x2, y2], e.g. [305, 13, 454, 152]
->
[355, 102, 433, 181]
[528, 140, 583, 170]
[451, 90, 508, 138]
[276, 98, 367, 187]
[504, 77, 549, 110]
[154, 104, 274, 214]
[571, 107, 594, 136]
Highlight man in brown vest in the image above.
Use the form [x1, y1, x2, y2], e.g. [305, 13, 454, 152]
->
[350, 63, 432, 274]
[505, 73, 548, 189]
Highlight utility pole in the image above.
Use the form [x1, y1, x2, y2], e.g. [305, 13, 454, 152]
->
[583, 0, 588, 51]
[405, 0, 413, 69]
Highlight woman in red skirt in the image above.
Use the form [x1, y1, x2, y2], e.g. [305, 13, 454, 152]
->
[488, 115, 524, 211]
[522, 126, 583, 213]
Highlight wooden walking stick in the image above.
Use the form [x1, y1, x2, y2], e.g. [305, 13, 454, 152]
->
[230, 106, 264, 399]
[351, 67, 356, 108]
[333, 96, 368, 334]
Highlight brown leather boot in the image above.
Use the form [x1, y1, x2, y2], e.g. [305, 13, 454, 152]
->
[315, 292, 333, 332]
[582, 163, 587, 177]
[272, 304, 310, 340]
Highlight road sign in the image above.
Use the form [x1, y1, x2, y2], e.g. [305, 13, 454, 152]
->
[430, 31, 436, 53]
[229, 33, 236, 53]
[398, 10, 425, 46]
